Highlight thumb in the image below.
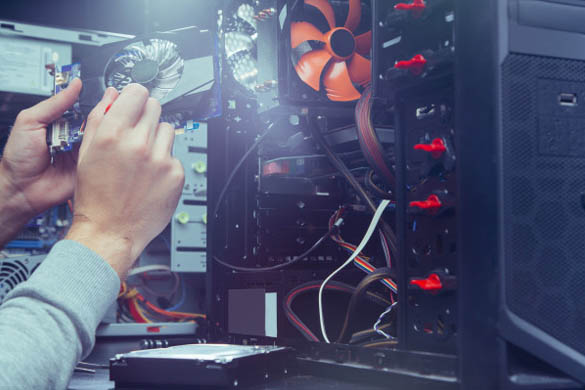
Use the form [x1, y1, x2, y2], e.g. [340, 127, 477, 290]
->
[16, 78, 83, 127]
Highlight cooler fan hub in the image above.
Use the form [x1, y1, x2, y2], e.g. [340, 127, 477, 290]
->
[131, 59, 160, 84]
[326, 28, 355, 60]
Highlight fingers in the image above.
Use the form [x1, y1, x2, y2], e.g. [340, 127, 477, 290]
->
[100, 84, 150, 135]
[79, 87, 119, 157]
[152, 122, 176, 160]
[15, 78, 83, 127]
[134, 98, 162, 144]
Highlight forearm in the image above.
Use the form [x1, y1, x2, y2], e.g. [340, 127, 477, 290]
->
[0, 170, 34, 247]
[0, 240, 120, 389]
[66, 220, 134, 279]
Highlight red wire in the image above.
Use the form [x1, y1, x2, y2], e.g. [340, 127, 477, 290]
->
[128, 299, 147, 323]
[287, 313, 319, 342]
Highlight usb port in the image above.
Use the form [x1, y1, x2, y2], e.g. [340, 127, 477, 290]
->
[559, 93, 578, 107]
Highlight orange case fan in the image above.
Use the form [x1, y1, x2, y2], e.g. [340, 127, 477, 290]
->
[291, 0, 372, 102]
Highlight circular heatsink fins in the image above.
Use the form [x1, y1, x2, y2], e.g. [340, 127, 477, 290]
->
[105, 39, 184, 101]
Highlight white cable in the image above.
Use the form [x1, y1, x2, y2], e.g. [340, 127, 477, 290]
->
[127, 264, 172, 277]
[318, 199, 390, 343]
[373, 302, 398, 339]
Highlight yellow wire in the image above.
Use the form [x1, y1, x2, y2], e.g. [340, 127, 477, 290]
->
[132, 298, 152, 323]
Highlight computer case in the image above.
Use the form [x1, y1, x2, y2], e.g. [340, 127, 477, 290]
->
[206, 0, 585, 388]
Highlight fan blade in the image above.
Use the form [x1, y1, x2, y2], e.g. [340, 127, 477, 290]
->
[344, 0, 361, 32]
[323, 60, 361, 101]
[305, 0, 336, 30]
[295, 49, 332, 91]
[291, 22, 325, 49]
[347, 53, 371, 87]
[158, 55, 184, 78]
[355, 31, 371, 56]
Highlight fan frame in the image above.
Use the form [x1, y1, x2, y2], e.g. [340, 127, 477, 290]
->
[283, 0, 374, 106]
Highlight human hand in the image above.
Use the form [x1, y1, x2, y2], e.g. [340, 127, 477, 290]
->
[0, 78, 82, 218]
[66, 84, 185, 278]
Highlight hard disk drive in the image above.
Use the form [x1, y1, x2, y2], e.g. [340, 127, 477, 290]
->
[110, 344, 293, 388]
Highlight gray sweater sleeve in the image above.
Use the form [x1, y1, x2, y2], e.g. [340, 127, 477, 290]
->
[0, 240, 120, 390]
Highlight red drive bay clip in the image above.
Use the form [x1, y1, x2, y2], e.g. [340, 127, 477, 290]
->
[410, 273, 442, 291]
[414, 138, 447, 159]
[394, 54, 428, 76]
[409, 194, 442, 213]
[410, 272, 456, 293]
[395, 0, 427, 12]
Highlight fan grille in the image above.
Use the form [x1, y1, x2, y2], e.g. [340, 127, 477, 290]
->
[0, 260, 30, 303]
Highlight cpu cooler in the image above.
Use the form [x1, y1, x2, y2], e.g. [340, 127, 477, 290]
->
[223, 1, 259, 93]
[291, 0, 372, 102]
[79, 27, 216, 117]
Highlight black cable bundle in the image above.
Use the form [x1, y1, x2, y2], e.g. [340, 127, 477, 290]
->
[310, 116, 398, 257]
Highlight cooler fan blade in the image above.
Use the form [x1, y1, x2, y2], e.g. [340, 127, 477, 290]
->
[305, 0, 336, 30]
[347, 53, 371, 87]
[158, 56, 184, 79]
[344, 0, 361, 32]
[291, 22, 325, 49]
[323, 60, 361, 101]
[355, 31, 372, 56]
[295, 49, 332, 91]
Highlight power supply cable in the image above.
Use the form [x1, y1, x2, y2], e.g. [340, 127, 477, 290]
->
[318, 200, 391, 343]
[336, 267, 395, 344]
[356, 87, 395, 188]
